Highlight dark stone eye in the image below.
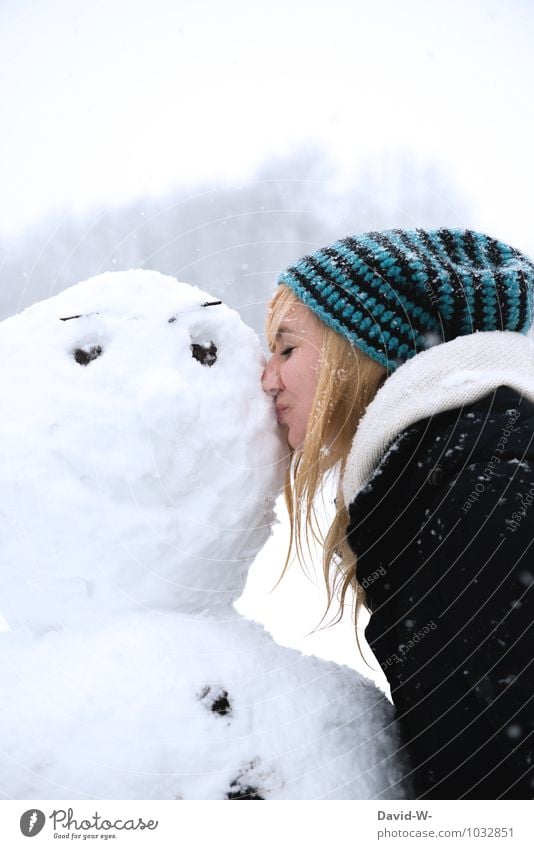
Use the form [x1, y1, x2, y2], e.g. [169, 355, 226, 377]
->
[73, 345, 103, 366]
[210, 691, 231, 716]
[198, 685, 231, 717]
[191, 341, 217, 367]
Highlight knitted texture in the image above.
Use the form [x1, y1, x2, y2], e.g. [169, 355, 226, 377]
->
[277, 228, 534, 371]
[341, 330, 534, 507]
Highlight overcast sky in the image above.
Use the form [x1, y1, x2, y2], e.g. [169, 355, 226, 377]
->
[1, 0, 533, 252]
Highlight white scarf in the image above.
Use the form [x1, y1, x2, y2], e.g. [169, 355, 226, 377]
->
[341, 331, 534, 507]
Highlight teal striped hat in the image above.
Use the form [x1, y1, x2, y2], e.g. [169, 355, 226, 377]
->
[277, 228, 534, 371]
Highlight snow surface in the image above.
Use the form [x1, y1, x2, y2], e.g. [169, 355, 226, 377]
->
[0, 270, 410, 799]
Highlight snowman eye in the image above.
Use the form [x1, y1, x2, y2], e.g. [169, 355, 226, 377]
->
[191, 341, 217, 367]
[73, 345, 103, 366]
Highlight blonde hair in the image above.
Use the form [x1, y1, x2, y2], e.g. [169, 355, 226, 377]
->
[265, 284, 387, 662]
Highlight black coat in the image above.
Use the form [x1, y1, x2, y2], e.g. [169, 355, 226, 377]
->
[346, 385, 534, 799]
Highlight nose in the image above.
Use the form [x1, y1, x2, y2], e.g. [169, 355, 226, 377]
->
[262, 355, 281, 396]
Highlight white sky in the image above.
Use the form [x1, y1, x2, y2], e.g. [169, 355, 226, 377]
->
[1, 0, 534, 252]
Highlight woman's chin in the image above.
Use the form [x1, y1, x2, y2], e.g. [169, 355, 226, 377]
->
[286, 430, 306, 451]
[284, 427, 297, 450]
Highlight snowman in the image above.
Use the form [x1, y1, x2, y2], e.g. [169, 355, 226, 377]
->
[0, 270, 411, 799]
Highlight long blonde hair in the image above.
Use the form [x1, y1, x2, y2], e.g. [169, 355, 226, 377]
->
[266, 284, 387, 660]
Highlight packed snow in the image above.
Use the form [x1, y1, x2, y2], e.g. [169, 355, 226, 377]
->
[0, 270, 410, 799]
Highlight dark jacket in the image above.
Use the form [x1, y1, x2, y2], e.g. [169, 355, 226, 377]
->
[346, 385, 534, 799]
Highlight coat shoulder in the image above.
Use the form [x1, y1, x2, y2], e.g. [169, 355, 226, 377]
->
[352, 384, 534, 509]
[347, 385, 534, 601]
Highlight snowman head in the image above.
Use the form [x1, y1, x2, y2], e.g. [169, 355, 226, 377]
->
[0, 270, 288, 632]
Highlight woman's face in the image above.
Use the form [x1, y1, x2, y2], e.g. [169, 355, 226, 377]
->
[262, 302, 324, 449]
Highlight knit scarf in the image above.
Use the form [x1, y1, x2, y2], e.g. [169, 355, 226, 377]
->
[341, 331, 534, 507]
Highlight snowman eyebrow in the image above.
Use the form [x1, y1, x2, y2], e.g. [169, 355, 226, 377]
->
[59, 312, 100, 321]
[60, 301, 223, 324]
[168, 300, 223, 323]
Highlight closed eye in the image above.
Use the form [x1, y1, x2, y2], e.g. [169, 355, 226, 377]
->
[281, 346, 294, 357]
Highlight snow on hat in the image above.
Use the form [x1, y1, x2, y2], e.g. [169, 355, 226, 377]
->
[277, 228, 534, 371]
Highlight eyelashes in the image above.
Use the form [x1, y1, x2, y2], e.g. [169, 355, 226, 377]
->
[281, 346, 295, 357]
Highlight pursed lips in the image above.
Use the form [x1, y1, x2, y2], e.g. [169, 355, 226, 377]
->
[275, 404, 288, 423]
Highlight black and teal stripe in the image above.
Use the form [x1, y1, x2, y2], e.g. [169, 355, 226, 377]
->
[277, 228, 534, 371]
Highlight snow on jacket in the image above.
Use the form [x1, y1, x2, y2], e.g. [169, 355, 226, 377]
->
[342, 331, 534, 799]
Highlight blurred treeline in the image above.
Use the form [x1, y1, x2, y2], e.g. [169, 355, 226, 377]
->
[0, 147, 470, 344]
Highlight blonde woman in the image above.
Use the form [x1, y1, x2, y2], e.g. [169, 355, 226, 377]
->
[262, 228, 534, 799]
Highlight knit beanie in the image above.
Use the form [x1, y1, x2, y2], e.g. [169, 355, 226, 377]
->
[277, 228, 534, 372]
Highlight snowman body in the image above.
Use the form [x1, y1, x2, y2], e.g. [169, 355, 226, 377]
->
[0, 271, 410, 799]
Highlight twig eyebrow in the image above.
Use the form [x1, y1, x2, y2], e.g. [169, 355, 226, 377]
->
[61, 301, 222, 324]
[59, 312, 100, 322]
[169, 300, 223, 323]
